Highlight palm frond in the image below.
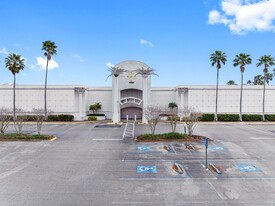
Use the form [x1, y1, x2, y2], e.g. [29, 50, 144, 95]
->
[106, 66, 126, 80]
[210, 50, 227, 69]
[135, 66, 158, 77]
[5, 53, 25, 75]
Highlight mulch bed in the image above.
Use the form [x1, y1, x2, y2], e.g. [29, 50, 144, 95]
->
[136, 135, 212, 142]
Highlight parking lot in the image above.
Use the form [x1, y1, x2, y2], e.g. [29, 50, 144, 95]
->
[1, 122, 275, 205]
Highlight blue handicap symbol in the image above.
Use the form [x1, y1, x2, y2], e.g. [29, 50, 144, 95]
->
[136, 166, 157, 173]
[235, 164, 261, 173]
[137, 146, 152, 151]
[208, 146, 224, 151]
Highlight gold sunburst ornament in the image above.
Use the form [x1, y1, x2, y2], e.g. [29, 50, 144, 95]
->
[127, 72, 135, 83]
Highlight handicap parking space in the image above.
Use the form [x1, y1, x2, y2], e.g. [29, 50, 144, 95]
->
[128, 143, 176, 154]
[120, 161, 192, 179]
[123, 138, 275, 180]
[172, 142, 204, 153]
[205, 160, 275, 179]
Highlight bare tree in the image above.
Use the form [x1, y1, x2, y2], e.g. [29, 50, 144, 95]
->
[14, 108, 28, 134]
[143, 105, 163, 135]
[181, 108, 202, 136]
[0, 107, 12, 134]
[166, 107, 180, 133]
[32, 108, 45, 135]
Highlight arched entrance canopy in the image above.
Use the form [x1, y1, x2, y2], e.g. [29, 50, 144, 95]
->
[120, 97, 142, 106]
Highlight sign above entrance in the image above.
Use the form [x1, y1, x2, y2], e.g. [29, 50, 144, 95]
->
[120, 97, 142, 105]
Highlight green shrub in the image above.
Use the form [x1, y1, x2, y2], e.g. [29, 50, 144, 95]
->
[0, 133, 54, 140]
[160, 114, 170, 117]
[167, 116, 180, 121]
[200, 113, 214, 121]
[265, 114, 275, 121]
[47, 115, 59, 121]
[162, 132, 187, 139]
[22, 115, 37, 121]
[242, 114, 262, 121]
[47, 114, 74, 121]
[87, 114, 105, 116]
[58, 114, 74, 121]
[218, 114, 239, 121]
[88, 116, 97, 121]
[138, 132, 187, 141]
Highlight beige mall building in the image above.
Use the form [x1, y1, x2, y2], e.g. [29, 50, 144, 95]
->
[1, 60, 275, 122]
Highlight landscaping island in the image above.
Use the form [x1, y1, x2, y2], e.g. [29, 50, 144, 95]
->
[0, 134, 56, 141]
[136, 132, 208, 142]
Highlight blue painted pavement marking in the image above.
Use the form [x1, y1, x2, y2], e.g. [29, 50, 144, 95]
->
[137, 146, 152, 151]
[208, 146, 224, 151]
[136, 166, 157, 173]
[235, 164, 261, 173]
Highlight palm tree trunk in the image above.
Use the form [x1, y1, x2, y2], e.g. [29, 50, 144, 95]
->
[239, 72, 243, 121]
[262, 75, 266, 121]
[215, 68, 219, 121]
[44, 59, 49, 120]
[13, 74, 16, 121]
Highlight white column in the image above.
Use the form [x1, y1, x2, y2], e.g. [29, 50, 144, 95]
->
[180, 92, 184, 109]
[113, 77, 120, 123]
[176, 89, 179, 107]
[78, 92, 83, 120]
[142, 77, 148, 123]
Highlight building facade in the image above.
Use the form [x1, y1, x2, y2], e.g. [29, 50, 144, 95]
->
[0, 60, 275, 121]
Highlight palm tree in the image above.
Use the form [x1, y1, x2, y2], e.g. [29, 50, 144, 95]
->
[42, 40, 57, 119]
[227, 80, 237, 85]
[135, 66, 158, 78]
[210, 51, 227, 121]
[247, 80, 252, 85]
[5, 53, 25, 120]
[168, 102, 178, 110]
[106, 66, 125, 79]
[233, 53, 252, 121]
[256, 55, 275, 121]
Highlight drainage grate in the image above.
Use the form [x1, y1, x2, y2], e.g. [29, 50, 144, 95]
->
[94, 124, 122, 128]
[136, 166, 157, 173]
[235, 164, 261, 172]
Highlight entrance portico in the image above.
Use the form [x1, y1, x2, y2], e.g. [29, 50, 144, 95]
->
[112, 60, 152, 123]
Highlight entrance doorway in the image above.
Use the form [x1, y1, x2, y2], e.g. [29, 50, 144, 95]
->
[121, 107, 142, 120]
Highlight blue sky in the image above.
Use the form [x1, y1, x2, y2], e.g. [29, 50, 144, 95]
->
[0, 0, 275, 86]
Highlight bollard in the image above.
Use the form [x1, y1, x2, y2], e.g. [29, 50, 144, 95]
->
[204, 137, 208, 169]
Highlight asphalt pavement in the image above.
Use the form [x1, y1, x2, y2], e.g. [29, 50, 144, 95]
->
[0, 122, 275, 205]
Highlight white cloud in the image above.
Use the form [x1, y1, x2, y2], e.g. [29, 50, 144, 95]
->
[106, 62, 114, 68]
[0, 47, 8, 55]
[208, 0, 275, 34]
[140, 39, 154, 47]
[73, 54, 84, 62]
[36, 57, 59, 70]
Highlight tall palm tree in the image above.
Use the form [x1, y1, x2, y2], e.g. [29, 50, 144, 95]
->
[256, 55, 275, 121]
[5, 53, 25, 120]
[42, 40, 57, 119]
[210, 51, 227, 121]
[233, 53, 252, 121]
